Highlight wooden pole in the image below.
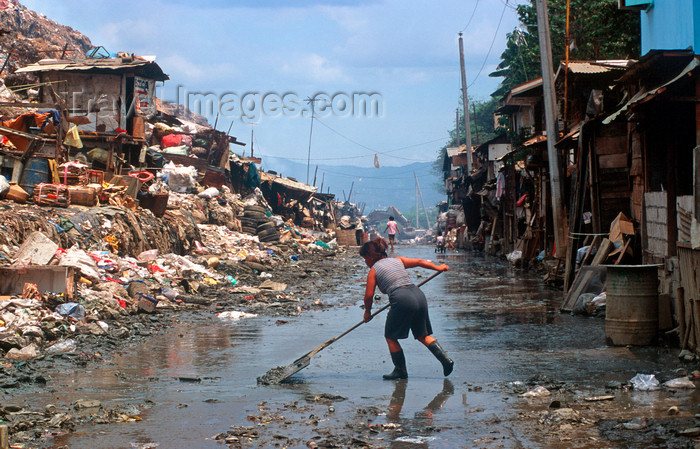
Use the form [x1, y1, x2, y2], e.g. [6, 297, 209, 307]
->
[414, 172, 431, 230]
[473, 102, 479, 146]
[458, 33, 473, 175]
[535, 0, 565, 258]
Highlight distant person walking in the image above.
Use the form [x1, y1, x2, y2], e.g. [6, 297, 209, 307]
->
[360, 238, 453, 380]
[384, 216, 401, 252]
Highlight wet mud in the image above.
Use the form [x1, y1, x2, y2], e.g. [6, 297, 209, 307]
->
[2, 245, 699, 449]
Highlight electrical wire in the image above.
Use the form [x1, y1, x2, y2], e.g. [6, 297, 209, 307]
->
[460, 0, 481, 33]
[259, 156, 440, 180]
[499, 0, 519, 11]
[316, 166, 439, 180]
[468, 0, 508, 89]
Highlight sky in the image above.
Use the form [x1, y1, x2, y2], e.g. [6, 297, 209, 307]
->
[21, 0, 528, 174]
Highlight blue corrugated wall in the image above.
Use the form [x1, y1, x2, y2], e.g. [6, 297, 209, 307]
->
[640, 0, 700, 55]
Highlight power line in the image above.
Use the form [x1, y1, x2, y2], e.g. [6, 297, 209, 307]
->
[460, 0, 481, 33]
[318, 166, 439, 180]
[468, 0, 508, 89]
[315, 117, 435, 158]
[499, 0, 519, 11]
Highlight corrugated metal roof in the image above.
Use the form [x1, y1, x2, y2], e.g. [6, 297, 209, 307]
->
[603, 58, 699, 124]
[512, 77, 543, 96]
[523, 134, 547, 147]
[446, 145, 467, 157]
[260, 171, 317, 195]
[16, 57, 169, 81]
[564, 60, 630, 74]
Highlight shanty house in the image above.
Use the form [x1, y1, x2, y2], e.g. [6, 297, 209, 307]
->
[16, 54, 168, 137]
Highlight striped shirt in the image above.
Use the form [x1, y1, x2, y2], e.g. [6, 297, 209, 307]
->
[373, 258, 413, 295]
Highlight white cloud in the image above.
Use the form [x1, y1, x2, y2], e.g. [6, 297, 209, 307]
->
[280, 53, 349, 84]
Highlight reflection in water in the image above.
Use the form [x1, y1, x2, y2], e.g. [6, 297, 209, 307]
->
[115, 322, 264, 380]
[386, 379, 454, 448]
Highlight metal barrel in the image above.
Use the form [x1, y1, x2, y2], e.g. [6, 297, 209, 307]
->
[605, 265, 660, 346]
[19, 157, 50, 196]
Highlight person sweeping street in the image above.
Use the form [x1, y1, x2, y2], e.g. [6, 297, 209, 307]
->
[360, 238, 453, 380]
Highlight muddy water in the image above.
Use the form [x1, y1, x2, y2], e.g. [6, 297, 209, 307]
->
[17, 246, 698, 448]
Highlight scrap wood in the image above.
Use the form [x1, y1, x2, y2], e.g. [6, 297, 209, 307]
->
[591, 238, 613, 266]
[583, 235, 599, 262]
[584, 395, 615, 402]
[614, 238, 631, 265]
[259, 280, 287, 291]
[561, 265, 607, 312]
[22, 282, 40, 300]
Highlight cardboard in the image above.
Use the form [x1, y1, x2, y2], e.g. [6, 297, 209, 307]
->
[609, 212, 634, 256]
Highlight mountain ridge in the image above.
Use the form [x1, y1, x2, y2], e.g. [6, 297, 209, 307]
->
[258, 157, 445, 215]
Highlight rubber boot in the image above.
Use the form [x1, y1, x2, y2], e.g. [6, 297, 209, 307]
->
[428, 341, 454, 376]
[383, 350, 408, 380]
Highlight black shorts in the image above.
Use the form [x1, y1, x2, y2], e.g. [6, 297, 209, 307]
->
[385, 285, 432, 340]
[388, 234, 396, 242]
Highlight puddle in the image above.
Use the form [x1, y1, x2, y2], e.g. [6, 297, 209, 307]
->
[4, 246, 696, 449]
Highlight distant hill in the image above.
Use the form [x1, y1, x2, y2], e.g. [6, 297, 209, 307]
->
[257, 157, 445, 216]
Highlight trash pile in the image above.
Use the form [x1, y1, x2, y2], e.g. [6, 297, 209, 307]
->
[0, 185, 340, 363]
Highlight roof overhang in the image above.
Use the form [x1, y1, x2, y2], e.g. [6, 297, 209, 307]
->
[16, 57, 169, 82]
[260, 171, 317, 201]
[603, 57, 699, 124]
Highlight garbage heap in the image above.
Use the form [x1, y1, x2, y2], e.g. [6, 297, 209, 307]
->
[0, 186, 339, 363]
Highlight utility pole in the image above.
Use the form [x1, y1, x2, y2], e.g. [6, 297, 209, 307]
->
[535, 0, 565, 257]
[415, 177, 420, 228]
[305, 97, 320, 184]
[455, 108, 459, 145]
[473, 102, 480, 146]
[414, 172, 431, 231]
[250, 126, 254, 158]
[458, 32, 473, 175]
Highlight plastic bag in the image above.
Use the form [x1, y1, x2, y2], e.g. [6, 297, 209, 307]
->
[519, 385, 551, 397]
[198, 187, 220, 199]
[314, 240, 330, 249]
[218, 310, 257, 321]
[0, 175, 9, 198]
[86, 147, 116, 165]
[630, 373, 660, 391]
[63, 124, 83, 148]
[55, 302, 85, 320]
[506, 250, 522, 263]
[162, 144, 188, 155]
[663, 377, 696, 389]
[160, 162, 197, 193]
[45, 338, 77, 354]
[58, 246, 101, 281]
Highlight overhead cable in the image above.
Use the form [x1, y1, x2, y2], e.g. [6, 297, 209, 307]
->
[468, 0, 508, 89]
[460, 0, 481, 33]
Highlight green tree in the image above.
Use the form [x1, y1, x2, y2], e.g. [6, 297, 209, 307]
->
[489, 0, 640, 98]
